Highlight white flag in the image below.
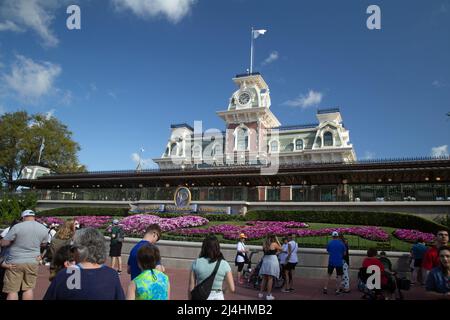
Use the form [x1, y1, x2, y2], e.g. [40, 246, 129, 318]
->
[39, 137, 45, 154]
[253, 29, 267, 39]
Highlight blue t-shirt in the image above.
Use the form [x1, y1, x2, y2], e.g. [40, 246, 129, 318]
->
[43, 265, 125, 300]
[128, 240, 161, 280]
[426, 266, 450, 294]
[411, 243, 428, 260]
[327, 239, 346, 267]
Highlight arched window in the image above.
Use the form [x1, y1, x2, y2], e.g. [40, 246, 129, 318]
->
[236, 127, 249, 151]
[192, 145, 201, 158]
[270, 140, 279, 152]
[170, 143, 178, 156]
[295, 139, 303, 151]
[323, 132, 333, 146]
[285, 143, 294, 152]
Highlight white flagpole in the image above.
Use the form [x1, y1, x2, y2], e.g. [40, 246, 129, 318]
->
[38, 137, 45, 163]
[250, 27, 254, 74]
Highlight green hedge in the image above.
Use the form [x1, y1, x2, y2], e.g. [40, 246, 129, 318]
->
[245, 210, 448, 233]
[38, 207, 129, 217]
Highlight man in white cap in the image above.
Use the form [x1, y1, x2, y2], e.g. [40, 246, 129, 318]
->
[323, 231, 346, 295]
[0, 210, 49, 300]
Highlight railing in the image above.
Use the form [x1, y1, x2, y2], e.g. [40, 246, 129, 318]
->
[274, 123, 319, 130]
[31, 155, 450, 178]
[14, 182, 449, 202]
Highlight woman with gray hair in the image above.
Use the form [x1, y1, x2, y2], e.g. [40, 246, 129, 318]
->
[43, 228, 125, 300]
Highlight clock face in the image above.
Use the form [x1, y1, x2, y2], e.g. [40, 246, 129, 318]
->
[238, 92, 251, 106]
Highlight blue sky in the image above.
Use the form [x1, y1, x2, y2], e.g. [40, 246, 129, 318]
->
[0, 0, 449, 171]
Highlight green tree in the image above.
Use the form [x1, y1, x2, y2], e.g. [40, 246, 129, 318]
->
[0, 193, 37, 225]
[0, 111, 86, 190]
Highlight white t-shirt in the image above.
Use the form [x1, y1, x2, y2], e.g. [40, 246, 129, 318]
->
[236, 241, 246, 263]
[287, 240, 298, 263]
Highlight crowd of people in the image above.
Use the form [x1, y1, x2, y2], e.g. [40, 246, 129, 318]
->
[0, 209, 448, 300]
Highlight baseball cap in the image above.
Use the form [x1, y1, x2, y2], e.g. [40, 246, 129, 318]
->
[239, 233, 247, 239]
[113, 219, 119, 225]
[21, 209, 35, 218]
[331, 231, 339, 237]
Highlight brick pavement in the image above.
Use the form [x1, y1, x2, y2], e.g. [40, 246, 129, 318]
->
[32, 262, 431, 300]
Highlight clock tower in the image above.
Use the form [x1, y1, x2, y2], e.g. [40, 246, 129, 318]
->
[216, 72, 280, 165]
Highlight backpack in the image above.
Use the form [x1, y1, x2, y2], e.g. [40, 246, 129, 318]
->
[191, 259, 222, 300]
[117, 228, 125, 242]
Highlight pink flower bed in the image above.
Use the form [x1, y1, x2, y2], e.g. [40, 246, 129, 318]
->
[112, 214, 209, 236]
[75, 216, 112, 228]
[37, 217, 65, 226]
[174, 222, 389, 241]
[393, 229, 434, 243]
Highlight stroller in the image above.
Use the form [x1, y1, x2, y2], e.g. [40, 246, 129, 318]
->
[358, 267, 384, 300]
[358, 267, 410, 300]
[243, 251, 284, 289]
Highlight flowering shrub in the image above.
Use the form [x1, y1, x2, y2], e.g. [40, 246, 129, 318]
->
[173, 223, 389, 241]
[37, 217, 65, 226]
[74, 216, 112, 228]
[393, 229, 434, 243]
[111, 214, 209, 236]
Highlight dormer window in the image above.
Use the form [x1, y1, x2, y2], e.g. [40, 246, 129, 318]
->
[323, 132, 333, 146]
[295, 139, 303, 151]
[170, 143, 178, 156]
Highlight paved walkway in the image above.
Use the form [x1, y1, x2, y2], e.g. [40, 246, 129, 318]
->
[33, 264, 431, 300]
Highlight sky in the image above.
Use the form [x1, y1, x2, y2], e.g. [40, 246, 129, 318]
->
[0, 0, 449, 171]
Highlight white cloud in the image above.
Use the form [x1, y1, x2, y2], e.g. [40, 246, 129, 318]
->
[0, 105, 5, 115]
[108, 91, 117, 99]
[362, 151, 376, 160]
[431, 145, 449, 157]
[131, 153, 140, 163]
[2, 55, 62, 102]
[58, 89, 73, 105]
[85, 83, 97, 100]
[0, 20, 24, 32]
[283, 90, 323, 108]
[112, 0, 197, 23]
[262, 51, 279, 66]
[45, 109, 55, 120]
[131, 152, 153, 169]
[0, 0, 62, 47]
[432, 80, 449, 88]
